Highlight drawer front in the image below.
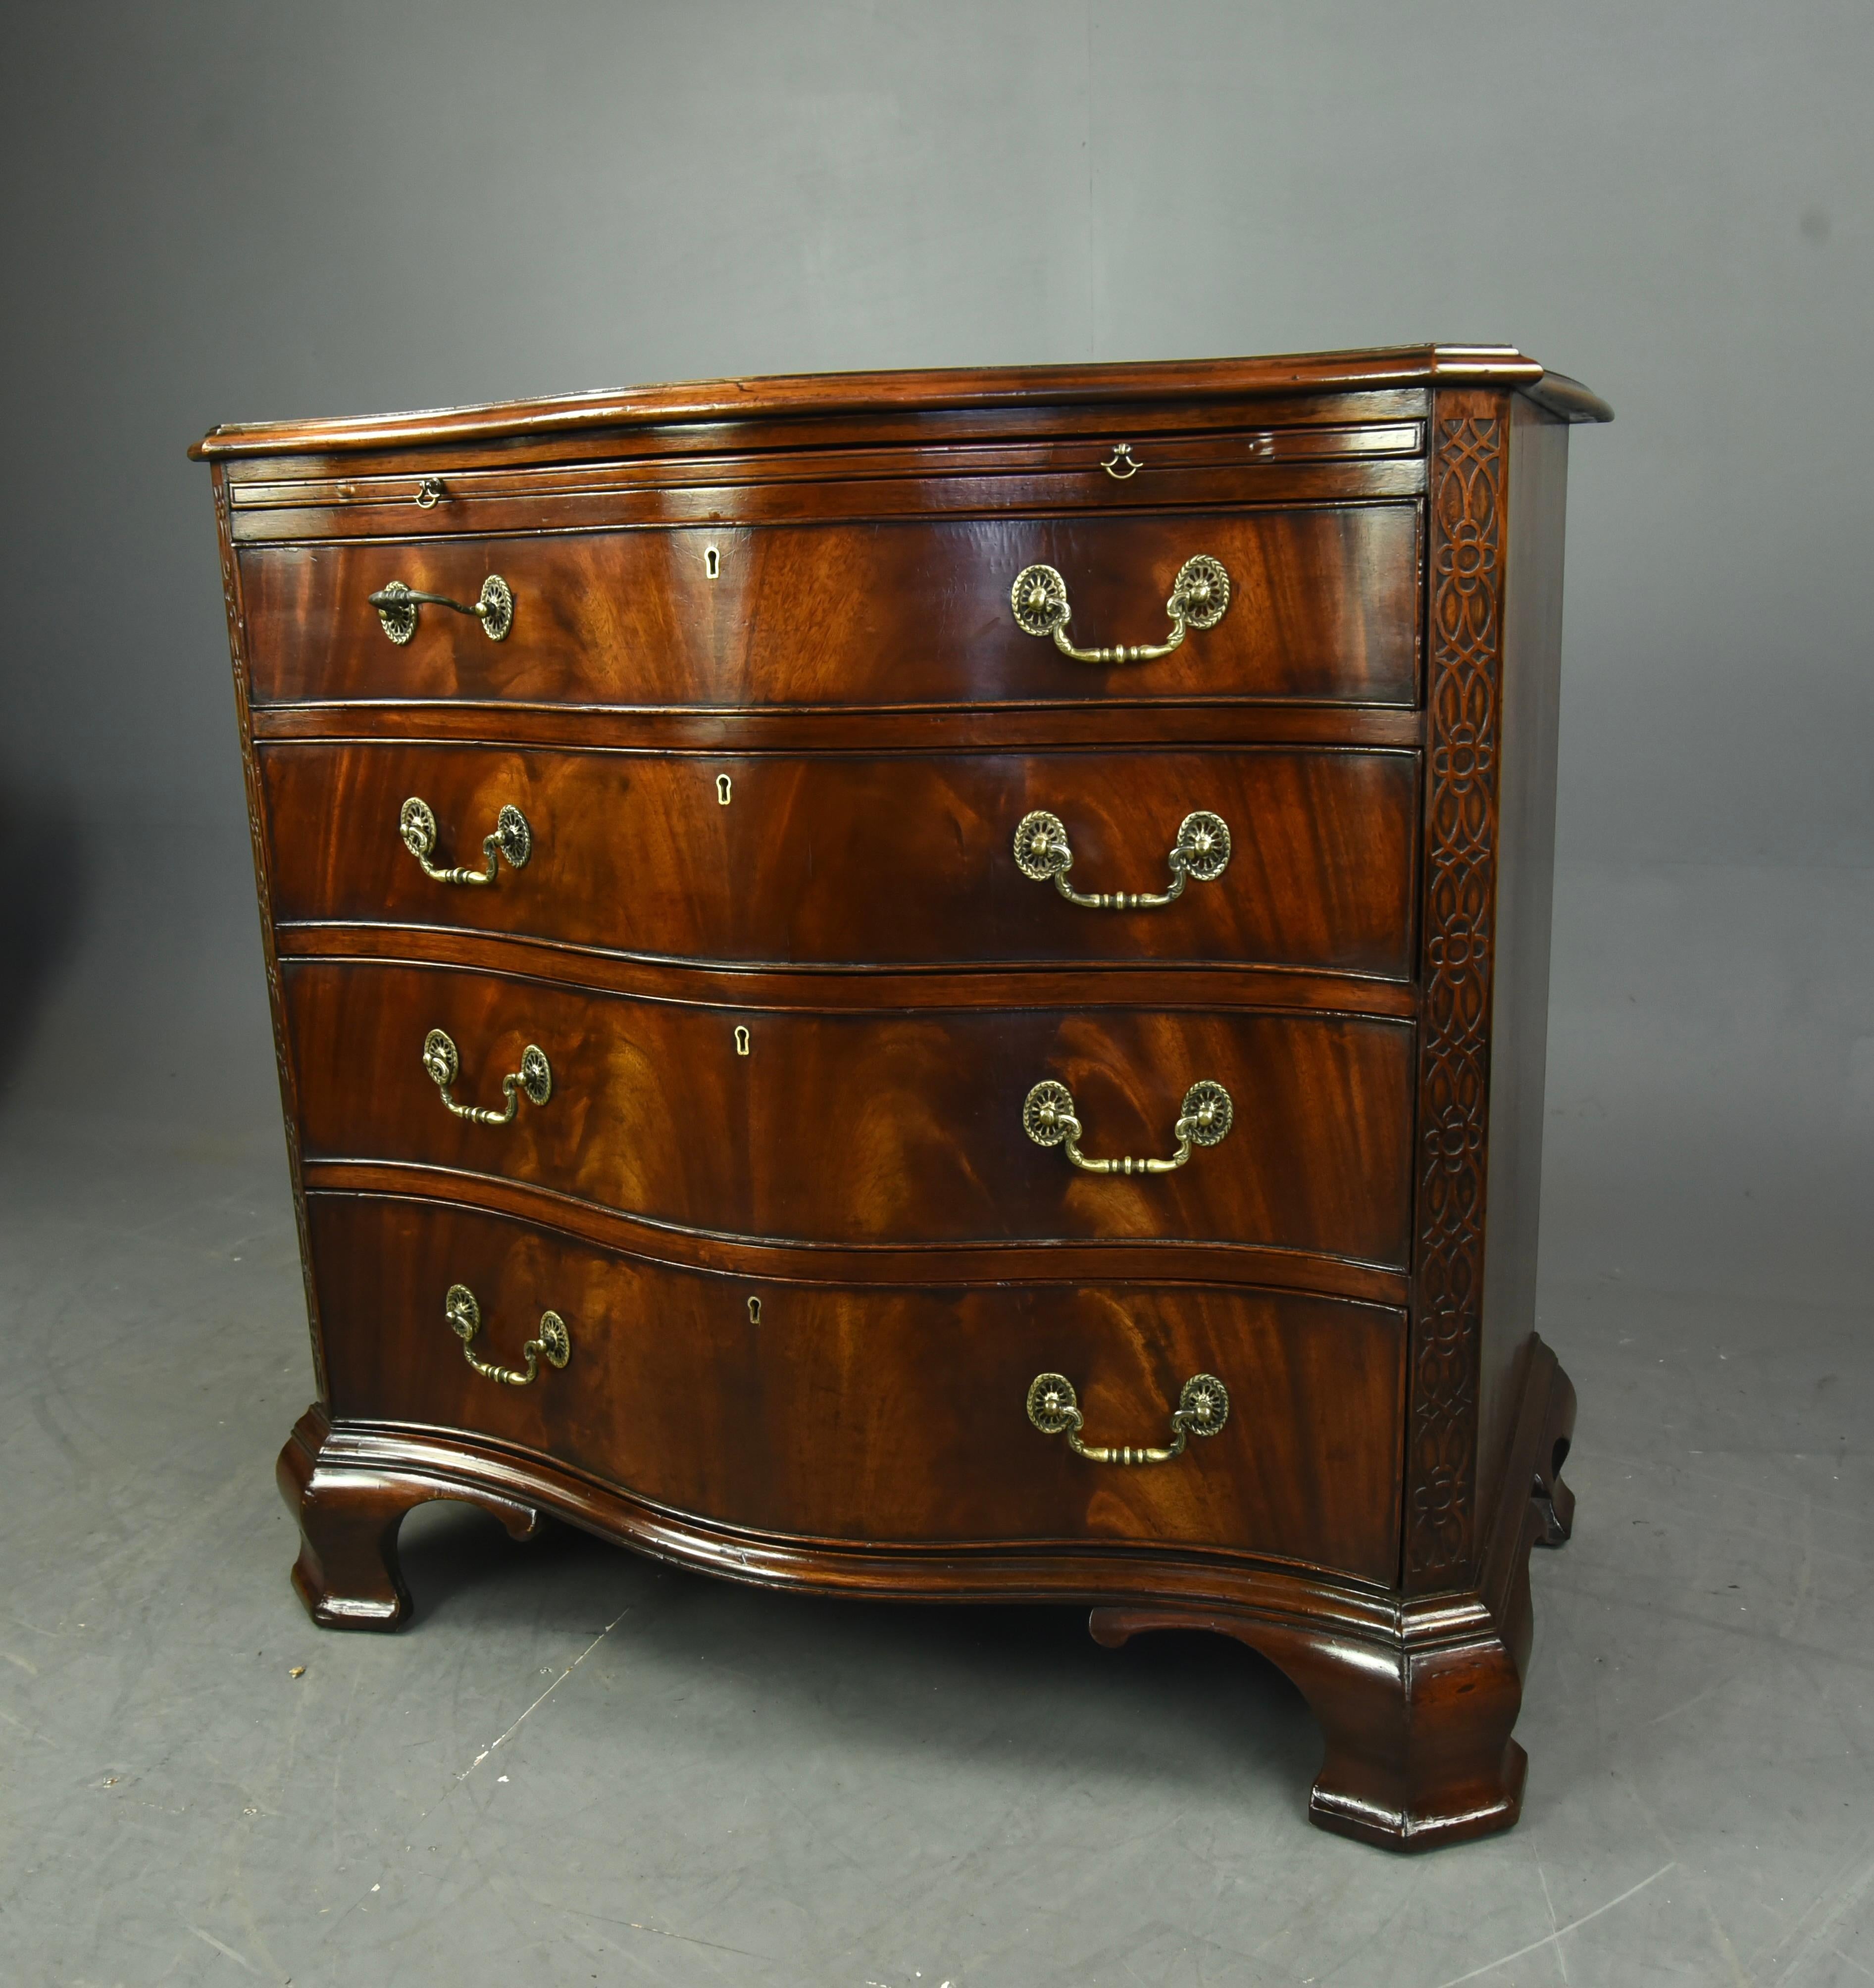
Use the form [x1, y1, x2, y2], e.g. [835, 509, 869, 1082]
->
[286, 961, 1414, 1264]
[239, 507, 1420, 709]
[310, 1193, 1407, 1583]
[262, 742, 1418, 979]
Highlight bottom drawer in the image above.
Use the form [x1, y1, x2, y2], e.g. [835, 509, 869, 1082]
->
[308, 1194, 1407, 1585]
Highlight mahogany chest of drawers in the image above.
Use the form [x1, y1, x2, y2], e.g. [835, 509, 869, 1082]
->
[194, 347, 1609, 1849]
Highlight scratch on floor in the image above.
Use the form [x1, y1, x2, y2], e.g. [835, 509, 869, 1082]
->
[557, 1899, 771, 1962]
[188, 1925, 260, 1974]
[1614, 1769, 1755, 1984]
[1536, 1860, 1567, 1985]
[455, 1600, 634, 1781]
[1646, 1677, 1729, 1724]
[0, 1704, 60, 1748]
[1432, 1862, 1674, 1988]
[2, 1647, 41, 1674]
[1762, 1850, 1874, 1984]
[1781, 1494, 1814, 1640]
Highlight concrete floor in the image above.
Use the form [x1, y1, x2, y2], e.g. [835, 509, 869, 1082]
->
[2, 831, 1870, 1987]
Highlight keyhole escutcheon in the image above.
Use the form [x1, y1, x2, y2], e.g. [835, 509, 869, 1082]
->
[716, 773, 732, 805]
[747, 1296, 761, 1325]
[705, 545, 720, 580]
[733, 1025, 751, 1057]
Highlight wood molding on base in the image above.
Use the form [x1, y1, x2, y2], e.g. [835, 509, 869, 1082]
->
[276, 1336, 1574, 1848]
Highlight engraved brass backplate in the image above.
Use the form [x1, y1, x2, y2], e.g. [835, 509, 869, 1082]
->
[1168, 553, 1229, 630]
[1011, 563, 1070, 639]
[1179, 1079, 1233, 1146]
[1021, 1079, 1078, 1147]
[1026, 1371, 1080, 1435]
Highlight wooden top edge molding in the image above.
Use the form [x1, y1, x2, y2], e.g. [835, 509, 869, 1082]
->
[192, 346, 1611, 459]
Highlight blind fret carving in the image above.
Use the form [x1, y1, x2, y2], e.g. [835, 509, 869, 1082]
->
[1406, 400, 1506, 1588]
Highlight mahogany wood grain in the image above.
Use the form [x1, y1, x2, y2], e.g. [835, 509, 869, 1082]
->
[247, 699, 1424, 754]
[276, 927, 1420, 1022]
[216, 390, 1434, 495]
[227, 455, 1427, 545]
[283, 959, 1416, 1263]
[193, 344, 1609, 460]
[237, 507, 1421, 710]
[1088, 1335, 1577, 1848]
[260, 741, 1418, 978]
[305, 1192, 1407, 1581]
[201, 353, 1605, 1849]
[225, 420, 1422, 519]
[276, 1323, 1575, 1849]
[300, 1157, 1414, 1304]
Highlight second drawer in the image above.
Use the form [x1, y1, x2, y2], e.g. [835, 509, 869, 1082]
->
[262, 742, 1418, 978]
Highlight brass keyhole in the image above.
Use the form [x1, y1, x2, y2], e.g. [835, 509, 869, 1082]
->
[733, 1025, 751, 1056]
[747, 1296, 761, 1325]
[705, 545, 720, 580]
[716, 773, 732, 805]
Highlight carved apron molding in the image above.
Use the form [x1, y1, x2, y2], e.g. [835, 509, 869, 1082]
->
[1406, 397, 1506, 1590]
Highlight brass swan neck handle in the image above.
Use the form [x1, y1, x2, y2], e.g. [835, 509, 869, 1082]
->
[445, 1284, 570, 1388]
[1010, 554, 1229, 665]
[400, 797, 532, 886]
[422, 1029, 552, 1126]
[369, 574, 512, 644]
[1014, 808, 1231, 909]
[1022, 1078, 1233, 1175]
[1026, 1370, 1230, 1465]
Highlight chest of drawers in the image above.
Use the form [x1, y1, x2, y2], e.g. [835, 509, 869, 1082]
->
[195, 347, 1609, 1849]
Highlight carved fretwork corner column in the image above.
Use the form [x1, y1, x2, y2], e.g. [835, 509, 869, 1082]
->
[1406, 391, 1511, 1599]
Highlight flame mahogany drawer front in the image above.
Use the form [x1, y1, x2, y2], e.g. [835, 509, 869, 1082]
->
[261, 741, 1419, 977]
[308, 1195, 1408, 1585]
[282, 959, 1416, 1265]
[203, 348, 1606, 1850]
[236, 507, 1421, 711]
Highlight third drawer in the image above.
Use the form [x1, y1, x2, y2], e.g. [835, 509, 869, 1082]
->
[286, 960, 1415, 1267]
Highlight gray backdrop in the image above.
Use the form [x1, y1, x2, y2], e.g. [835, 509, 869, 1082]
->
[5, 0, 1869, 1311]
[3, 8, 1872, 1980]
[8, 0, 1868, 1311]
[5, 0, 1871, 859]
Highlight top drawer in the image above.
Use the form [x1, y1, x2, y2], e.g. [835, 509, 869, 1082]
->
[237, 506, 1421, 711]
